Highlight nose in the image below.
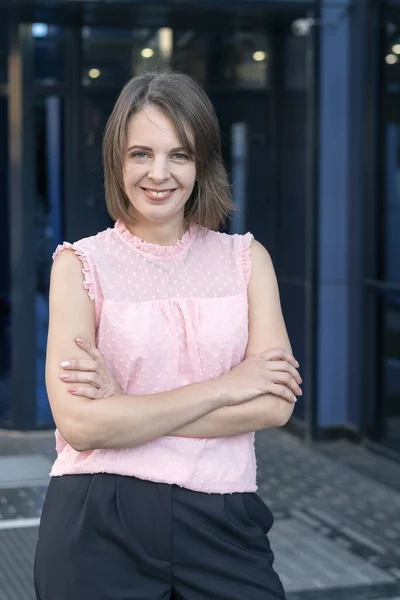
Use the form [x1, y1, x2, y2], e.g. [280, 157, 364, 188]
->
[148, 157, 170, 184]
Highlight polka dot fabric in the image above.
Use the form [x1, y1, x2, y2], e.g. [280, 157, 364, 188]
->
[50, 220, 257, 494]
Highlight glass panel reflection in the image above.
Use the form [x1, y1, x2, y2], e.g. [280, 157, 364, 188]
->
[284, 36, 307, 90]
[172, 30, 270, 89]
[172, 31, 207, 84]
[35, 96, 64, 425]
[280, 281, 306, 421]
[82, 27, 179, 86]
[227, 32, 269, 88]
[383, 13, 400, 283]
[34, 25, 65, 85]
[82, 90, 117, 235]
[133, 28, 173, 75]
[82, 26, 270, 90]
[381, 293, 400, 451]
[0, 96, 10, 424]
[384, 122, 400, 282]
[82, 27, 137, 87]
[0, 19, 8, 83]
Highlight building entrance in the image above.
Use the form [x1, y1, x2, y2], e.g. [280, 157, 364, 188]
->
[2, 0, 314, 429]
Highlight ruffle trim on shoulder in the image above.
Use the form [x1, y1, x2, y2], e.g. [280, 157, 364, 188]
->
[52, 242, 95, 301]
[241, 232, 254, 285]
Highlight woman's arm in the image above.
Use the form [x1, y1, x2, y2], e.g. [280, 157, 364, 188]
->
[166, 395, 294, 438]
[47, 250, 233, 452]
[50, 249, 298, 452]
[48, 246, 299, 451]
[167, 240, 300, 438]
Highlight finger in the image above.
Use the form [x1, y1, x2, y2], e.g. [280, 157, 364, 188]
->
[269, 383, 297, 403]
[262, 347, 299, 368]
[68, 386, 100, 399]
[267, 361, 302, 384]
[270, 371, 302, 396]
[269, 349, 299, 368]
[75, 338, 104, 363]
[60, 371, 102, 388]
[60, 359, 97, 372]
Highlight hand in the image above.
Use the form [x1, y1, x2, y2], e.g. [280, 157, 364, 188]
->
[221, 347, 302, 406]
[60, 337, 123, 399]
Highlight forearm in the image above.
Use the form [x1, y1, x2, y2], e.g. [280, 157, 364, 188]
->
[168, 393, 294, 438]
[72, 378, 228, 451]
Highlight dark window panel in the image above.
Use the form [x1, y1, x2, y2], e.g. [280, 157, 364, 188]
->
[0, 96, 10, 425]
[279, 281, 307, 421]
[379, 292, 400, 452]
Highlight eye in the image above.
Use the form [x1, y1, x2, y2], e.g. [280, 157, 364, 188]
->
[130, 151, 149, 159]
[171, 153, 189, 161]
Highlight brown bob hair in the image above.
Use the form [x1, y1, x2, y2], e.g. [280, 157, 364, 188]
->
[102, 71, 235, 230]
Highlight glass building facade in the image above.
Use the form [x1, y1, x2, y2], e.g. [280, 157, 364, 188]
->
[0, 0, 399, 461]
[365, 0, 400, 457]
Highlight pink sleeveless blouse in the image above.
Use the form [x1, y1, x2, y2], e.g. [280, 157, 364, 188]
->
[50, 220, 257, 494]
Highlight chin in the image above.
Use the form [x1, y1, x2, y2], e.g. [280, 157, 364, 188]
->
[132, 201, 186, 222]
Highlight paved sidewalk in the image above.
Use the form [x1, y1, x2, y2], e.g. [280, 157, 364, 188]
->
[256, 430, 400, 600]
[0, 428, 400, 599]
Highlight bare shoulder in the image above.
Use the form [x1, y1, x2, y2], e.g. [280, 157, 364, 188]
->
[248, 239, 276, 288]
[250, 238, 269, 258]
[246, 238, 289, 355]
[49, 248, 95, 338]
[52, 245, 83, 274]
[50, 248, 87, 298]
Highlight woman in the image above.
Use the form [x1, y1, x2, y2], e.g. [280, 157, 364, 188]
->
[35, 71, 302, 600]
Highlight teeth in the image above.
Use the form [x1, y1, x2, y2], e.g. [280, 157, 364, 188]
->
[147, 189, 171, 198]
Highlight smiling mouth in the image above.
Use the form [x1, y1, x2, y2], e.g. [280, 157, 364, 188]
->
[141, 188, 177, 200]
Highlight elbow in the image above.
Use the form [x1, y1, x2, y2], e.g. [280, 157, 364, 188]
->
[57, 410, 95, 453]
[275, 401, 295, 428]
[69, 434, 93, 453]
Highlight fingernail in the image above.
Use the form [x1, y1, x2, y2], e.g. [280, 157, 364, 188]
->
[69, 388, 76, 393]
[293, 396, 297, 403]
[60, 374, 69, 380]
[76, 337, 84, 343]
[61, 361, 70, 368]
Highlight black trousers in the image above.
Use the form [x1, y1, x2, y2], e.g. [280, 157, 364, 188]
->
[34, 474, 286, 600]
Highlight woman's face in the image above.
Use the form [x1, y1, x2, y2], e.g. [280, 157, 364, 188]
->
[123, 106, 196, 228]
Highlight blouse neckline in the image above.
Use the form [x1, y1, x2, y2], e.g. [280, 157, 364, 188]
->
[114, 219, 197, 258]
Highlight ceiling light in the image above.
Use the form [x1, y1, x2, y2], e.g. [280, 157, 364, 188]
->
[88, 68, 101, 79]
[32, 23, 48, 38]
[253, 51, 266, 62]
[386, 54, 398, 65]
[141, 48, 154, 58]
[291, 18, 314, 36]
[159, 28, 173, 59]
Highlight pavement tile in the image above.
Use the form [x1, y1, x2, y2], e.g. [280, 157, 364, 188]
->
[255, 429, 400, 555]
[0, 526, 38, 600]
[270, 519, 393, 592]
[0, 455, 51, 488]
[286, 584, 400, 600]
[0, 487, 47, 520]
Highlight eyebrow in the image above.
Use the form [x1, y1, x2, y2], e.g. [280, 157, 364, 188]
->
[126, 145, 188, 154]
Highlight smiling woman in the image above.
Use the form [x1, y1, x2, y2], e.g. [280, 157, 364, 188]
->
[34, 70, 301, 600]
[102, 71, 235, 232]
[121, 106, 197, 239]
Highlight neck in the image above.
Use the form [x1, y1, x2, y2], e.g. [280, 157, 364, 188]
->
[126, 219, 188, 246]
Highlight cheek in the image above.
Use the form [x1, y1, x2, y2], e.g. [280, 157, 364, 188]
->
[123, 165, 146, 189]
[183, 166, 196, 190]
